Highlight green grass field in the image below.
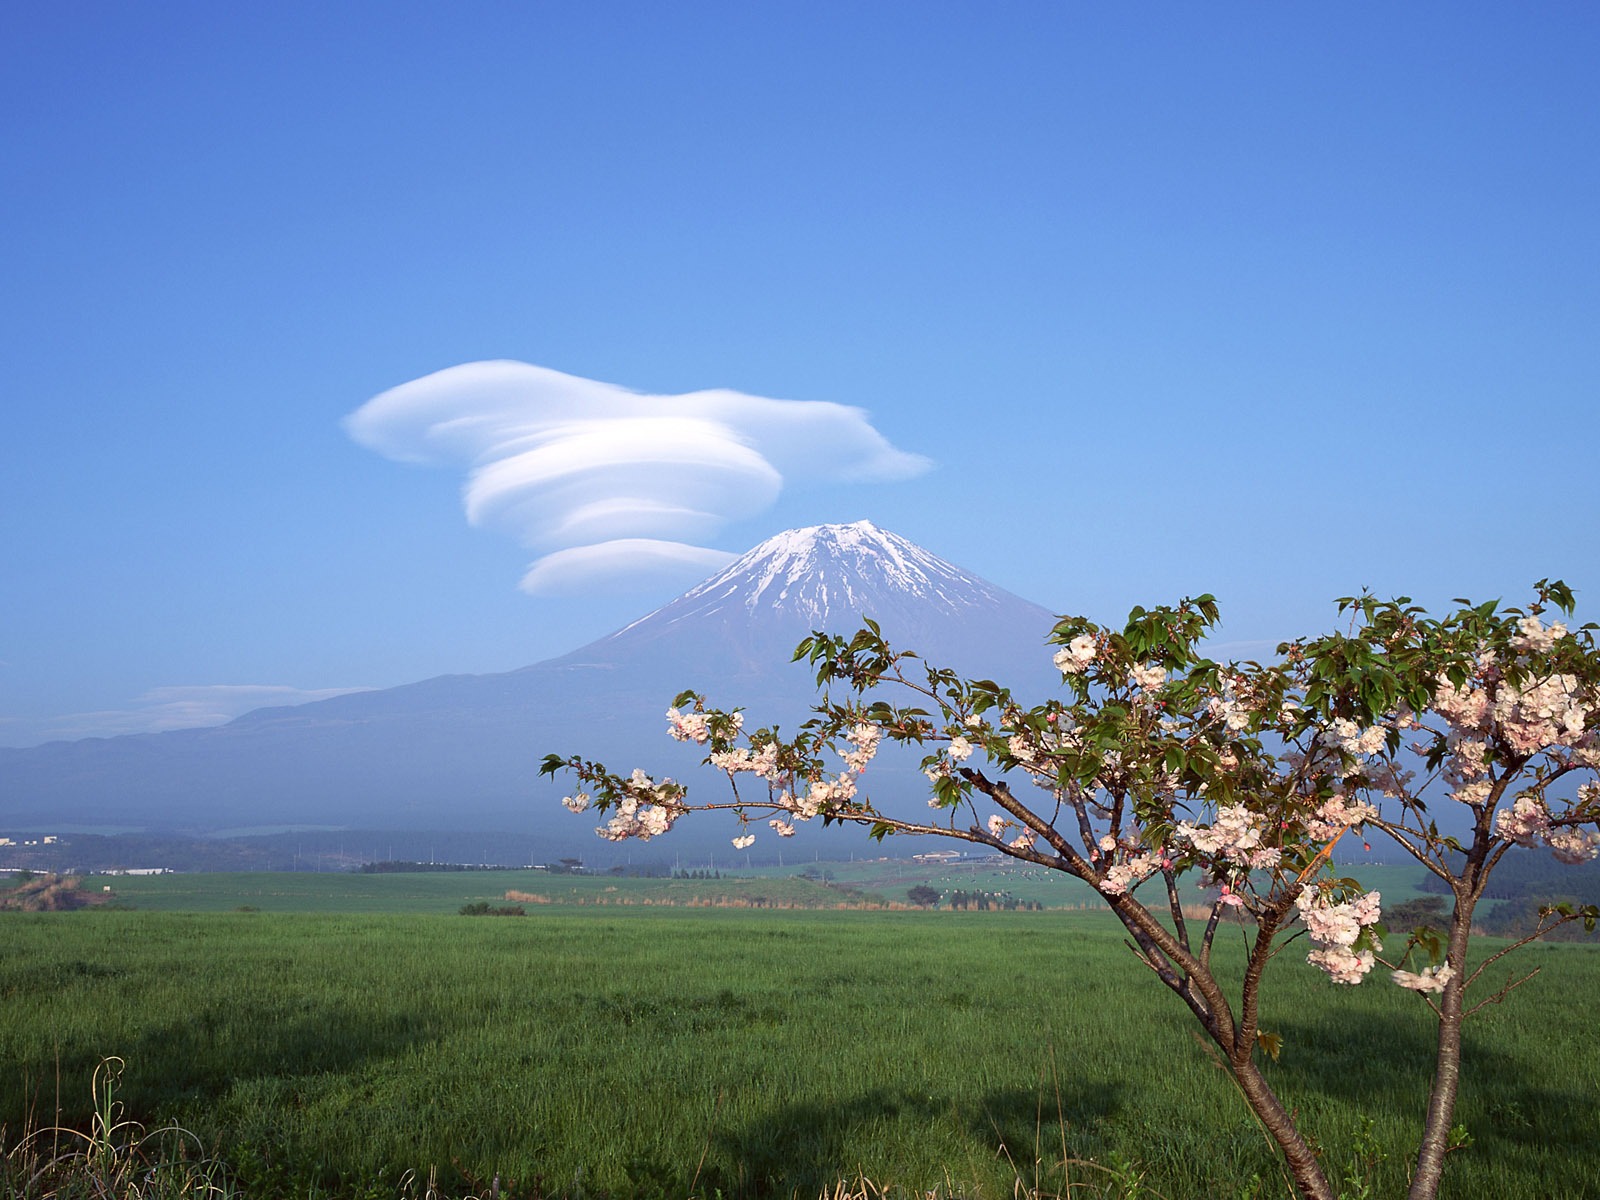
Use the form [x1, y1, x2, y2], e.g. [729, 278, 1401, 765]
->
[3, 873, 1596, 1198]
[85, 868, 892, 914]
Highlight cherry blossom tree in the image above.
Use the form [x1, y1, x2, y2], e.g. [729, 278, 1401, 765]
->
[541, 582, 1600, 1200]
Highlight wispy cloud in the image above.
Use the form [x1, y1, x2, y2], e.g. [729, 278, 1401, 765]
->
[344, 361, 932, 593]
[0, 684, 372, 748]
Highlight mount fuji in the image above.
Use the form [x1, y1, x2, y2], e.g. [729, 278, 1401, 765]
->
[0, 522, 1064, 850]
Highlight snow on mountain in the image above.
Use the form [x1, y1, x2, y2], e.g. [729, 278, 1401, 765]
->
[652, 519, 1014, 625]
[564, 520, 1058, 685]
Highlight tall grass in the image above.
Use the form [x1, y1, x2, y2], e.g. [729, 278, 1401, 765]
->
[3, 908, 1596, 1198]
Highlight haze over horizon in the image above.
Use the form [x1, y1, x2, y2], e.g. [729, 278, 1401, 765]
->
[4, 5, 1598, 751]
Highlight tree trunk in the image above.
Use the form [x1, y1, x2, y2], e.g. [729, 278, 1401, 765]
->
[1232, 1057, 1337, 1200]
[1407, 898, 1474, 1199]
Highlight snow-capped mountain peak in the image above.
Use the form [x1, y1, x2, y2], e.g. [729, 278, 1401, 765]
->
[587, 521, 1056, 681]
[667, 519, 1008, 625]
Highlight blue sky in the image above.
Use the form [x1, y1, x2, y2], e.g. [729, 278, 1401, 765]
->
[3, 3, 1597, 747]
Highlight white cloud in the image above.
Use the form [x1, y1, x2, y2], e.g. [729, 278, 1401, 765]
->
[344, 361, 932, 592]
[0, 684, 372, 748]
[519, 540, 738, 596]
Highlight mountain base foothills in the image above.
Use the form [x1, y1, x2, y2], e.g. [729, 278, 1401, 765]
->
[3, 859, 1597, 1200]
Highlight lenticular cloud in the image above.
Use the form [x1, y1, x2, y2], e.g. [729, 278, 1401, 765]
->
[344, 361, 931, 593]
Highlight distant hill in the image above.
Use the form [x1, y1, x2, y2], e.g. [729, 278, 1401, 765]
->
[0, 522, 1065, 855]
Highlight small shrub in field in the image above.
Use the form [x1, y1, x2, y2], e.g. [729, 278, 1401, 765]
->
[459, 901, 526, 917]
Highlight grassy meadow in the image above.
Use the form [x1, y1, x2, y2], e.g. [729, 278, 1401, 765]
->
[2, 873, 1597, 1198]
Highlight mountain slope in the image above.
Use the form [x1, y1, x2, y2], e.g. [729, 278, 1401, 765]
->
[566, 520, 1054, 680]
[0, 522, 1064, 845]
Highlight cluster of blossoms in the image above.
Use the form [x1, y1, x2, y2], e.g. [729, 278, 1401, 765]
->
[1432, 681, 1490, 734]
[1424, 634, 1599, 861]
[1496, 793, 1552, 845]
[1513, 614, 1569, 654]
[1324, 717, 1390, 758]
[1495, 793, 1600, 863]
[709, 740, 781, 780]
[708, 720, 884, 848]
[591, 770, 685, 842]
[842, 722, 883, 773]
[1540, 823, 1597, 868]
[793, 775, 857, 818]
[1492, 672, 1590, 755]
[1428, 620, 1586, 757]
[1052, 633, 1097, 675]
[666, 706, 725, 744]
[1129, 663, 1168, 692]
[1173, 804, 1280, 871]
[1206, 677, 1254, 733]
[1304, 794, 1379, 840]
[1296, 887, 1383, 984]
[1099, 849, 1163, 896]
[1004, 721, 1073, 777]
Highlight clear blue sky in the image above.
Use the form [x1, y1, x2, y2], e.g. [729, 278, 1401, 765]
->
[3, 2, 1597, 746]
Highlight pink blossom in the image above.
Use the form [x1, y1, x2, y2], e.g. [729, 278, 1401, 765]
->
[1305, 795, 1378, 840]
[842, 722, 882, 772]
[1324, 718, 1388, 757]
[1308, 946, 1376, 985]
[1296, 888, 1382, 983]
[1434, 681, 1491, 733]
[665, 707, 711, 744]
[1491, 672, 1590, 754]
[1392, 964, 1455, 994]
[1513, 615, 1568, 654]
[1495, 794, 1550, 846]
[1130, 664, 1168, 692]
[1175, 804, 1270, 868]
[1101, 852, 1160, 897]
[1546, 826, 1600, 864]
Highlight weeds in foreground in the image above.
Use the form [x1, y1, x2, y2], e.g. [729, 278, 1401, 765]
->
[4, 1057, 1183, 1200]
[3, 1058, 235, 1198]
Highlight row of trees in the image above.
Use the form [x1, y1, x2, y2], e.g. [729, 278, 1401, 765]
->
[905, 883, 1041, 910]
[544, 583, 1600, 1200]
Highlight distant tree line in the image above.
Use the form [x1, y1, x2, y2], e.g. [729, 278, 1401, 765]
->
[937, 888, 1042, 911]
[361, 861, 516, 874]
[1415, 846, 1599, 940]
